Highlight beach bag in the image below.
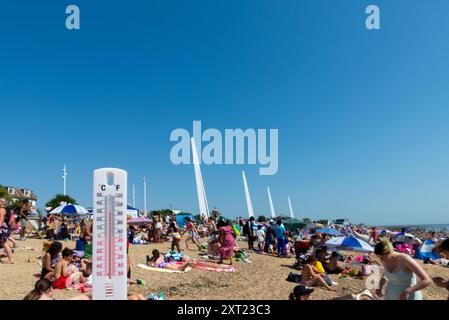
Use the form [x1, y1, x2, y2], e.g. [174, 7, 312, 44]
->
[84, 244, 92, 258]
[286, 272, 302, 284]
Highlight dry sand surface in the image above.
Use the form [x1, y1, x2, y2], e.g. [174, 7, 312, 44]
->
[1, 238, 449, 300]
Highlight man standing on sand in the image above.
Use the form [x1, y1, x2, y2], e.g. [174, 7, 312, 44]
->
[245, 216, 256, 251]
[275, 219, 287, 257]
[18, 199, 30, 241]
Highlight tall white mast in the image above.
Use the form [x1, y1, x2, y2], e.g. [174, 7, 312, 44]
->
[143, 177, 147, 215]
[132, 184, 136, 208]
[62, 164, 68, 196]
[191, 137, 210, 218]
[242, 171, 255, 218]
[288, 196, 294, 219]
[267, 187, 276, 218]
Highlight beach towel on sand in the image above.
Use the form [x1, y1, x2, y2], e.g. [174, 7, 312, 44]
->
[176, 261, 236, 273]
[136, 263, 191, 273]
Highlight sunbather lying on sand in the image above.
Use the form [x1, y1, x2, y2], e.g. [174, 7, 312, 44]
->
[147, 249, 192, 271]
[147, 249, 235, 271]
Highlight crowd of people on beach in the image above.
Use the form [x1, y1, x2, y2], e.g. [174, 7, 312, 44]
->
[2, 197, 449, 300]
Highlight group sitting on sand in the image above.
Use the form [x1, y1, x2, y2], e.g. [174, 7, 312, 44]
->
[286, 223, 449, 300]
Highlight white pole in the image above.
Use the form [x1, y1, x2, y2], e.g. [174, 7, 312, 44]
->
[242, 171, 255, 218]
[288, 196, 294, 219]
[143, 177, 147, 215]
[267, 187, 276, 218]
[191, 137, 210, 218]
[132, 184, 136, 208]
[62, 164, 68, 196]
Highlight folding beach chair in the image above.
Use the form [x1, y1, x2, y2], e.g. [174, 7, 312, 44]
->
[28, 220, 46, 240]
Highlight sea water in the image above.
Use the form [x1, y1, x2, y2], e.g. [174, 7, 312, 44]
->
[383, 224, 449, 232]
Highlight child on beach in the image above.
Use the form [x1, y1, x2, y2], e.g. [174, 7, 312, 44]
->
[169, 221, 182, 253]
[184, 217, 201, 251]
[361, 257, 374, 277]
[52, 248, 84, 290]
[255, 225, 265, 253]
[41, 241, 63, 280]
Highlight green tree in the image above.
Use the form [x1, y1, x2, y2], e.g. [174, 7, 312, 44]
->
[46, 194, 77, 210]
[149, 209, 174, 219]
[0, 185, 12, 203]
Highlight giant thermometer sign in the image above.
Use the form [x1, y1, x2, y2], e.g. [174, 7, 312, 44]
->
[92, 168, 128, 300]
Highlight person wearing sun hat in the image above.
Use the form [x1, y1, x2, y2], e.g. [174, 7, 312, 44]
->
[289, 285, 314, 300]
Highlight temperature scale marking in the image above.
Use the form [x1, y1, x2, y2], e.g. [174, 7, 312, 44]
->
[92, 168, 128, 300]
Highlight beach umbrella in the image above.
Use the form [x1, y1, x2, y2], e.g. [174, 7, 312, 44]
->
[392, 231, 415, 238]
[50, 203, 89, 218]
[325, 236, 374, 253]
[315, 228, 342, 236]
[127, 217, 152, 226]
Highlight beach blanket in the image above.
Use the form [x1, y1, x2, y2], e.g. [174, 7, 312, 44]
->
[136, 263, 191, 273]
[177, 261, 236, 273]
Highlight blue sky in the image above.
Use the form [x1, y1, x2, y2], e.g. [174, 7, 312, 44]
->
[1, 0, 449, 225]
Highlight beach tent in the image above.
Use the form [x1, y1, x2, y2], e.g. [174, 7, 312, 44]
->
[325, 236, 374, 253]
[415, 240, 440, 260]
[283, 218, 306, 231]
[176, 212, 195, 228]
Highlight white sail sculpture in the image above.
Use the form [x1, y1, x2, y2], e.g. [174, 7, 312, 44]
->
[191, 137, 210, 218]
[288, 196, 294, 219]
[242, 171, 255, 218]
[267, 187, 276, 218]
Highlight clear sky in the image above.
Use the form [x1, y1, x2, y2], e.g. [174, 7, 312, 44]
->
[1, 0, 449, 225]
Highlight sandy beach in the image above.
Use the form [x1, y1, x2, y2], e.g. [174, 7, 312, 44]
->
[1, 238, 448, 300]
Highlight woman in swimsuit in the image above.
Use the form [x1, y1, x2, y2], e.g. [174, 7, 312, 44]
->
[184, 217, 201, 251]
[41, 241, 63, 279]
[147, 249, 192, 271]
[301, 255, 335, 291]
[52, 248, 84, 290]
[374, 239, 431, 300]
